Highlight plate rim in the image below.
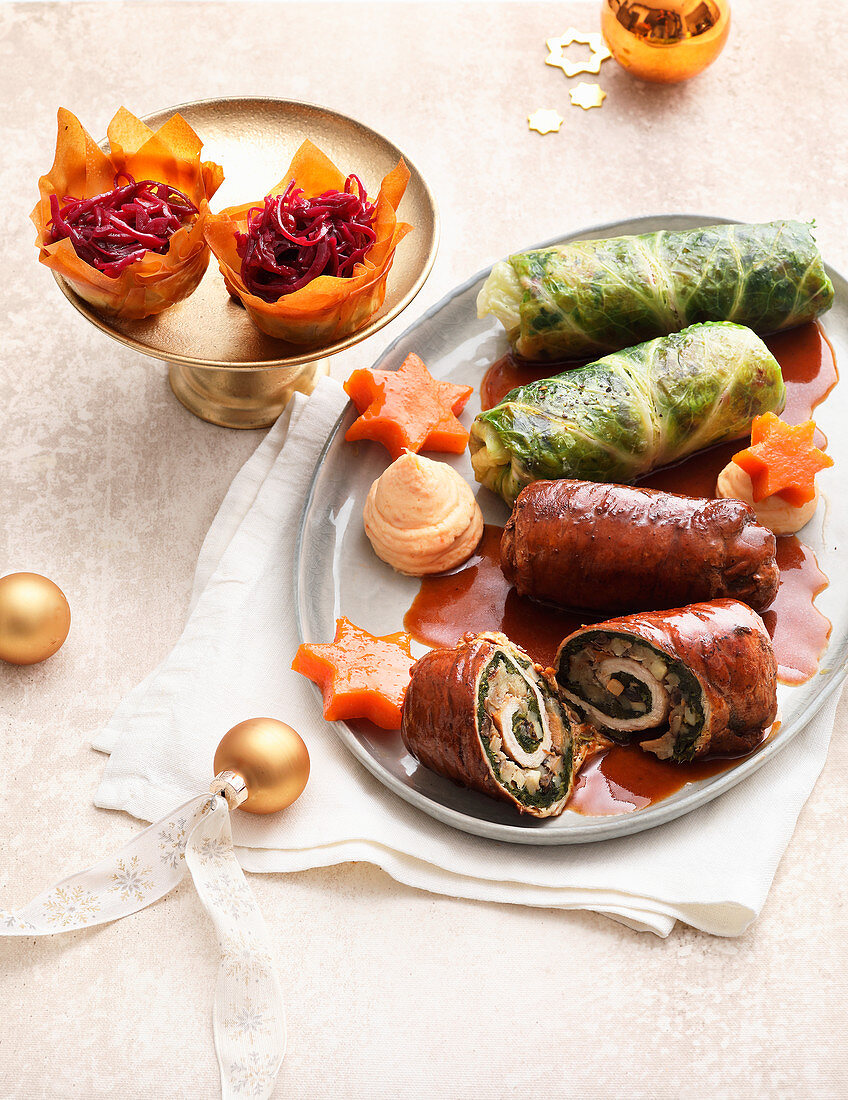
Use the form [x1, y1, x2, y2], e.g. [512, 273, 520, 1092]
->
[51, 94, 440, 371]
[295, 212, 848, 845]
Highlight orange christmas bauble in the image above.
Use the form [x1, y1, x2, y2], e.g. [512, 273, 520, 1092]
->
[601, 0, 731, 84]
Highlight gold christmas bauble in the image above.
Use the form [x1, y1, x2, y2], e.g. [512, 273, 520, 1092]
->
[214, 718, 310, 815]
[0, 572, 71, 666]
[601, 0, 731, 84]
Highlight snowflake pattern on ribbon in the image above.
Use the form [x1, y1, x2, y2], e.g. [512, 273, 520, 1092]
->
[221, 930, 274, 978]
[195, 836, 232, 867]
[110, 856, 154, 903]
[43, 885, 101, 927]
[225, 1001, 272, 1038]
[206, 876, 256, 921]
[1, 909, 35, 932]
[229, 1051, 280, 1096]
[158, 816, 190, 868]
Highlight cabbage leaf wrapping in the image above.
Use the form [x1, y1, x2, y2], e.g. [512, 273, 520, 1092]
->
[469, 322, 786, 505]
[477, 220, 833, 361]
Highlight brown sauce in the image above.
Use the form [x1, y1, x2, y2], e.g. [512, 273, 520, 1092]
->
[762, 536, 831, 684]
[567, 743, 745, 816]
[479, 321, 838, 419]
[765, 322, 838, 425]
[404, 525, 582, 668]
[480, 354, 577, 410]
[407, 323, 835, 814]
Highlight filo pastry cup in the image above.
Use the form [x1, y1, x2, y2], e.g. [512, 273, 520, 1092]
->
[32, 107, 224, 319]
[203, 139, 412, 345]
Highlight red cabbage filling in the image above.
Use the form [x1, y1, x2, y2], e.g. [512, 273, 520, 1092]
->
[236, 175, 376, 302]
[48, 173, 199, 277]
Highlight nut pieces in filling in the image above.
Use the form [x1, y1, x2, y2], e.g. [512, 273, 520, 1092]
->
[363, 452, 484, 575]
[555, 601, 779, 763]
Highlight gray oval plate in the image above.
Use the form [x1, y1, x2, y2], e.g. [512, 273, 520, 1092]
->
[296, 214, 847, 844]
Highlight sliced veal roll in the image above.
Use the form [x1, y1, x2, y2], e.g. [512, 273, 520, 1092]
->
[401, 632, 592, 817]
[554, 600, 778, 763]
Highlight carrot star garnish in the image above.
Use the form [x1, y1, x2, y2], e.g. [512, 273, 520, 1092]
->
[344, 352, 474, 460]
[292, 616, 415, 729]
[733, 412, 834, 507]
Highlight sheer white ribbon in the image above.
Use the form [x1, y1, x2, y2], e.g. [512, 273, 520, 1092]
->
[0, 793, 285, 1099]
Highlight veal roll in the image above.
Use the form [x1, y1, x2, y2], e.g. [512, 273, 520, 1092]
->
[402, 632, 591, 817]
[554, 599, 778, 763]
[501, 479, 779, 614]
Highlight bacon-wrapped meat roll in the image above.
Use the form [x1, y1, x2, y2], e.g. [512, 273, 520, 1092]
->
[554, 600, 778, 762]
[501, 480, 779, 614]
[402, 632, 591, 817]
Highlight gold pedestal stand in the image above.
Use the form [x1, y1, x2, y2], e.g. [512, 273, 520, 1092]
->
[49, 96, 439, 429]
[168, 359, 330, 429]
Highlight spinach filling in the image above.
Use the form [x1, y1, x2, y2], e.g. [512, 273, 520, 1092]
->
[476, 650, 567, 810]
[669, 682, 708, 762]
[556, 631, 707, 760]
[507, 772, 567, 811]
[571, 669, 653, 721]
[512, 704, 542, 753]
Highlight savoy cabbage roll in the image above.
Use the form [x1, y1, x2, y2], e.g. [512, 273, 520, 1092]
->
[470, 321, 785, 505]
[478, 220, 833, 361]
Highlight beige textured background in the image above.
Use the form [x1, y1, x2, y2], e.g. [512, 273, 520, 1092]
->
[1, 2, 847, 1097]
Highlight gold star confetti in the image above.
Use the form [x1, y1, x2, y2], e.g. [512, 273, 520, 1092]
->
[545, 28, 612, 78]
[570, 82, 607, 110]
[528, 109, 564, 135]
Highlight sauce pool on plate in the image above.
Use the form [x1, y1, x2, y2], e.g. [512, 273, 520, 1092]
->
[762, 536, 830, 685]
[405, 524, 580, 668]
[566, 743, 748, 816]
[479, 320, 838, 419]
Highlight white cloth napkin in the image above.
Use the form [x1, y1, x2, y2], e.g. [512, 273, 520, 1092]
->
[94, 377, 842, 938]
